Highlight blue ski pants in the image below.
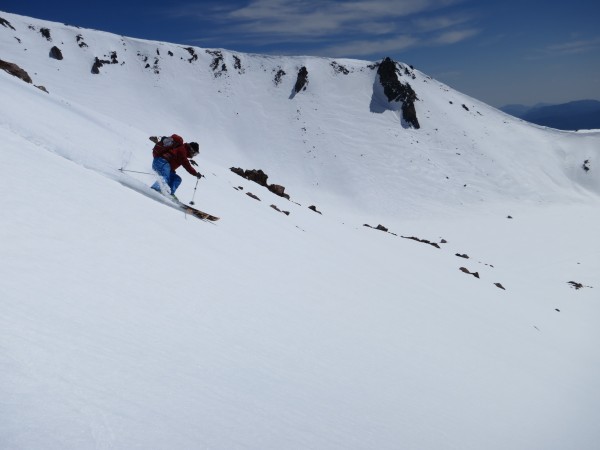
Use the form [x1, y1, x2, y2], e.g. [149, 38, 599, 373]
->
[151, 157, 182, 194]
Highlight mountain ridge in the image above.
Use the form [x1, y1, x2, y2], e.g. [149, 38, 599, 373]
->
[1, 10, 598, 220]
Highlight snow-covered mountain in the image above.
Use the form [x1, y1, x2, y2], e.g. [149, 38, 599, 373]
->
[1, 11, 599, 450]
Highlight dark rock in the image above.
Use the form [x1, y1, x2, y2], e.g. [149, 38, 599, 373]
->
[91, 53, 118, 74]
[364, 224, 391, 233]
[494, 283, 506, 290]
[40, 27, 51, 41]
[462, 104, 470, 111]
[455, 253, 469, 259]
[270, 205, 290, 215]
[294, 66, 308, 93]
[268, 184, 285, 196]
[233, 55, 243, 73]
[274, 68, 286, 86]
[401, 235, 440, 248]
[206, 50, 226, 76]
[331, 61, 349, 75]
[184, 47, 198, 63]
[308, 205, 322, 215]
[231, 167, 291, 199]
[268, 184, 289, 199]
[459, 267, 480, 278]
[0, 59, 32, 83]
[49, 46, 63, 60]
[76, 34, 88, 48]
[0, 17, 16, 30]
[583, 159, 590, 172]
[91, 57, 106, 74]
[245, 169, 268, 186]
[35, 85, 49, 93]
[246, 192, 260, 201]
[376, 57, 420, 128]
[567, 281, 593, 290]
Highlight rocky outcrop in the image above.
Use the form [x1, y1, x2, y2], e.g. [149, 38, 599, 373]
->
[271, 205, 290, 215]
[0, 59, 33, 83]
[231, 167, 291, 200]
[0, 59, 47, 93]
[91, 52, 118, 74]
[206, 50, 227, 77]
[0, 17, 15, 30]
[401, 235, 441, 248]
[274, 68, 286, 86]
[184, 47, 198, 63]
[459, 267, 480, 278]
[364, 224, 398, 235]
[583, 159, 591, 172]
[331, 61, 349, 75]
[76, 34, 88, 48]
[377, 57, 420, 129]
[40, 27, 51, 41]
[568, 281, 593, 290]
[294, 66, 308, 93]
[50, 46, 63, 60]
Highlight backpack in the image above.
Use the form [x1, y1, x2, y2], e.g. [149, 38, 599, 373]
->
[150, 134, 184, 158]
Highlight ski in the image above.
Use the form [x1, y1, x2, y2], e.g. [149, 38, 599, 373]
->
[175, 201, 220, 221]
[116, 169, 219, 221]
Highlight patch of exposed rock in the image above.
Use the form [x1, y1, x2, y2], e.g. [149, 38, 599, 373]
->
[91, 52, 119, 74]
[294, 66, 308, 93]
[206, 50, 227, 77]
[231, 167, 291, 200]
[40, 27, 52, 41]
[0, 17, 16, 30]
[401, 235, 441, 248]
[459, 267, 480, 278]
[0, 59, 33, 83]
[274, 68, 286, 86]
[50, 46, 63, 60]
[377, 57, 420, 129]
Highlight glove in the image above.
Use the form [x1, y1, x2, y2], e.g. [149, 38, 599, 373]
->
[189, 160, 198, 167]
[196, 173, 203, 179]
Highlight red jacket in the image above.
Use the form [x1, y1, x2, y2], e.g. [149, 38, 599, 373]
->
[153, 134, 198, 176]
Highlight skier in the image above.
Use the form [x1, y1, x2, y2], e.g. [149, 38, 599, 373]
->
[150, 134, 202, 200]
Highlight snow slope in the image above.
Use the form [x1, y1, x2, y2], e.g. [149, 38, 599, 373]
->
[1, 11, 600, 450]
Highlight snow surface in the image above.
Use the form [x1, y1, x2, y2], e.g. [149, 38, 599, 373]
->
[1, 11, 600, 450]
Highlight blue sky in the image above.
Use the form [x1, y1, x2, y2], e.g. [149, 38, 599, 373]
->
[3, 0, 599, 107]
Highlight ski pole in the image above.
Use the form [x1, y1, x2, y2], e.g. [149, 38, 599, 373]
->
[190, 176, 200, 205]
[119, 168, 154, 175]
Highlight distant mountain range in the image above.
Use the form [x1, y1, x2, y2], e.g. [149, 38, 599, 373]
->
[500, 100, 600, 130]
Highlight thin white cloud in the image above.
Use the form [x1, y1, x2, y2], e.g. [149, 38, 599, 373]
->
[413, 13, 474, 32]
[547, 37, 600, 55]
[174, 0, 467, 37]
[523, 36, 600, 60]
[432, 28, 480, 45]
[169, 0, 476, 58]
